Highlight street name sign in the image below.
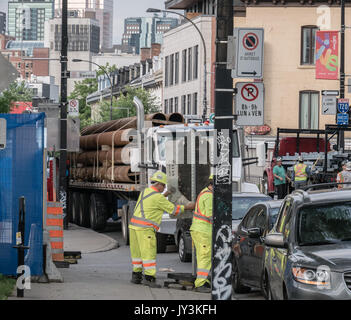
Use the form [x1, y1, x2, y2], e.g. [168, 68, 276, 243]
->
[232, 28, 264, 79]
[322, 90, 339, 96]
[322, 96, 337, 115]
[235, 82, 264, 126]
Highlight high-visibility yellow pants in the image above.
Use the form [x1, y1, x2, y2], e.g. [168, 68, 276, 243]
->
[129, 227, 157, 277]
[191, 230, 211, 288]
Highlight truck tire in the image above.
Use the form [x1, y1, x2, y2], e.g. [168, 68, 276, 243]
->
[156, 233, 168, 253]
[178, 232, 192, 262]
[71, 192, 80, 225]
[79, 193, 91, 228]
[89, 193, 107, 231]
[121, 204, 129, 246]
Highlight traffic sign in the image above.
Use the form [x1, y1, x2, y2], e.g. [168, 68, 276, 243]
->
[209, 113, 215, 123]
[338, 98, 349, 113]
[322, 96, 337, 115]
[337, 113, 349, 125]
[235, 82, 264, 126]
[232, 28, 264, 79]
[322, 90, 339, 96]
[68, 99, 79, 117]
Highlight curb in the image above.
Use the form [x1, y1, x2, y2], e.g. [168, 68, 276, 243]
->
[83, 232, 120, 254]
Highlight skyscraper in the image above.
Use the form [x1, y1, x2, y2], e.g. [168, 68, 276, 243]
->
[122, 15, 179, 54]
[0, 12, 6, 35]
[8, 0, 55, 41]
[55, 0, 113, 49]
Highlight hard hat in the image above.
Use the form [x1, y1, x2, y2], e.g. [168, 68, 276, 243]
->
[298, 156, 303, 162]
[276, 157, 282, 162]
[346, 162, 351, 171]
[150, 171, 167, 185]
[209, 174, 213, 180]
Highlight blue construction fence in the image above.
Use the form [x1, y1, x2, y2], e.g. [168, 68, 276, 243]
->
[0, 114, 45, 276]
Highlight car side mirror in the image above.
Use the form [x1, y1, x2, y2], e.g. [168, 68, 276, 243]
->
[248, 227, 262, 238]
[264, 233, 288, 249]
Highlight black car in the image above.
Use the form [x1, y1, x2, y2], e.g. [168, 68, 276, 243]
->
[175, 192, 271, 262]
[264, 189, 351, 300]
[232, 200, 282, 295]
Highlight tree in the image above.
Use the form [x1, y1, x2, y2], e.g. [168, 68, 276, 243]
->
[0, 81, 33, 113]
[99, 86, 161, 123]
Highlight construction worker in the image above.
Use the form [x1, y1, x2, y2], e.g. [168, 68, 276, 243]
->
[337, 161, 347, 189]
[190, 174, 213, 293]
[273, 157, 289, 199]
[292, 156, 310, 190]
[337, 161, 351, 189]
[129, 171, 195, 288]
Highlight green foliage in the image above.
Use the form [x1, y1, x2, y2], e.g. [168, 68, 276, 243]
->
[0, 274, 15, 300]
[98, 86, 161, 123]
[0, 81, 33, 113]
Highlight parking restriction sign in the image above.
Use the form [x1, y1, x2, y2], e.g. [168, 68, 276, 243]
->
[68, 99, 79, 117]
[235, 82, 264, 126]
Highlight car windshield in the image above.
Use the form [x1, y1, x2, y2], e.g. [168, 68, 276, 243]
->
[298, 202, 351, 246]
[232, 196, 270, 220]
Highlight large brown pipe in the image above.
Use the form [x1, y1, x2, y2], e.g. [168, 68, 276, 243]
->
[165, 113, 184, 123]
[105, 166, 139, 183]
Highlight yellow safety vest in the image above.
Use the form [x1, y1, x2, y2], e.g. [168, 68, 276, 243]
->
[190, 187, 213, 234]
[129, 186, 184, 232]
[294, 164, 307, 181]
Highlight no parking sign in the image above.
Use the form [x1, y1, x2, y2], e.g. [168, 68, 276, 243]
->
[235, 82, 264, 126]
[68, 99, 79, 117]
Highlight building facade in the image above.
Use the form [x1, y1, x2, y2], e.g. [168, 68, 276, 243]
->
[8, 0, 54, 41]
[55, 0, 113, 49]
[0, 12, 6, 35]
[44, 17, 100, 94]
[162, 15, 215, 120]
[122, 16, 179, 54]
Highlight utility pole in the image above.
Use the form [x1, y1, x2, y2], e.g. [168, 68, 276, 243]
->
[212, 0, 233, 300]
[60, 0, 69, 229]
[340, 0, 345, 150]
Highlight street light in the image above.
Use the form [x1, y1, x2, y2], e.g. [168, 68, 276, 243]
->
[72, 58, 114, 121]
[147, 8, 208, 122]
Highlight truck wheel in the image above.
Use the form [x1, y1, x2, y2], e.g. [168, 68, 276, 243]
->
[121, 204, 129, 246]
[156, 233, 167, 253]
[178, 232, 192, 262]
[89, 193, 107, 231]
[79, 193, 91, 228]
[71, 192, 80, 225]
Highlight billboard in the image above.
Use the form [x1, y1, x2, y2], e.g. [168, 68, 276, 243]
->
[315, 31, 338, 80]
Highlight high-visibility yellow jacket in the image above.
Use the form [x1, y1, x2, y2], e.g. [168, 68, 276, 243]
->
[190, 187, 213, 234]
[129, 186, 184, 232]
[294, 163, 307, 181]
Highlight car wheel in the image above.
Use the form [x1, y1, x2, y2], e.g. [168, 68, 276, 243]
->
[232, 257, 251, 294]
[178, 232, 192, 262]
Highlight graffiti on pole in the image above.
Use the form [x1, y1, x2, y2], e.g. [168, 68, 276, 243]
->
[215, 130, 231, 184]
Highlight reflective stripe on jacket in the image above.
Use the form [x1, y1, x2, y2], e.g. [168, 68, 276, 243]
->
[129, 186, 184, 232]
[294, 164, 307, 181]
[190, 187, 213, 234]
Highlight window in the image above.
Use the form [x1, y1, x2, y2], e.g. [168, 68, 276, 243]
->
[164, 99, 168, 114]
[187, 94, 191, 115]
[175, 52, 179, 84]
[182, 49, 187, 82]
[255, 207, 267, 230]
[181, 95, 186, 114]
[193, 45, 198, 79]
[170, 98, 174, 113]
[165, 56, 169, 87]
[193, 93, 198, 115]
[170, 54, 174, 86]
[188, 47, 192, 81]
[301, 26, 318, 65]
[175, 97, 179, 113]
[276, 199, 292, 239]
[299, 91, 319, 129]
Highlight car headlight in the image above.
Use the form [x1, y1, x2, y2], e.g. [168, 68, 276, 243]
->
[292, 267, 330, 286]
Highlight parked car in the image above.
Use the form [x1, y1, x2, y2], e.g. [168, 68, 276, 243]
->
[175, 192, 271, 262]
[232, 200, 283, 295]
[263, 188, 351, 300]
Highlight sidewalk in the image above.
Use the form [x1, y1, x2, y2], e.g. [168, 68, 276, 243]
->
[8, 224, 213, 300]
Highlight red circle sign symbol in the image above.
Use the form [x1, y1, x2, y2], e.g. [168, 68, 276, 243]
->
[70, 100, 77, 108]
[241, 84, 259, 102]
[243, 33, 259, 51]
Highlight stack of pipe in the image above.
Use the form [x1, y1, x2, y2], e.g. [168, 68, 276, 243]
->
[70, 113, 184, 184]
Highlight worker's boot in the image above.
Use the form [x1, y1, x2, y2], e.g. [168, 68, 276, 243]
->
[195, 282, 211, 293]
[142, 275, 162, 288]
[131, 272, 143, 284]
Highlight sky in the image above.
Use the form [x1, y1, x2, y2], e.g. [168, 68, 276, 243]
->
[0, 0, 167, 44]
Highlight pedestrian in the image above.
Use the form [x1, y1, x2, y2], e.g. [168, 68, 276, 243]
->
[273, 157, 288, 199]
[337, 161, 351, 189]
[129, 171, 195, 288]
[337, 161, 347, 189]
[190, 174, 213, 293]
[292, 156, 310, 190]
